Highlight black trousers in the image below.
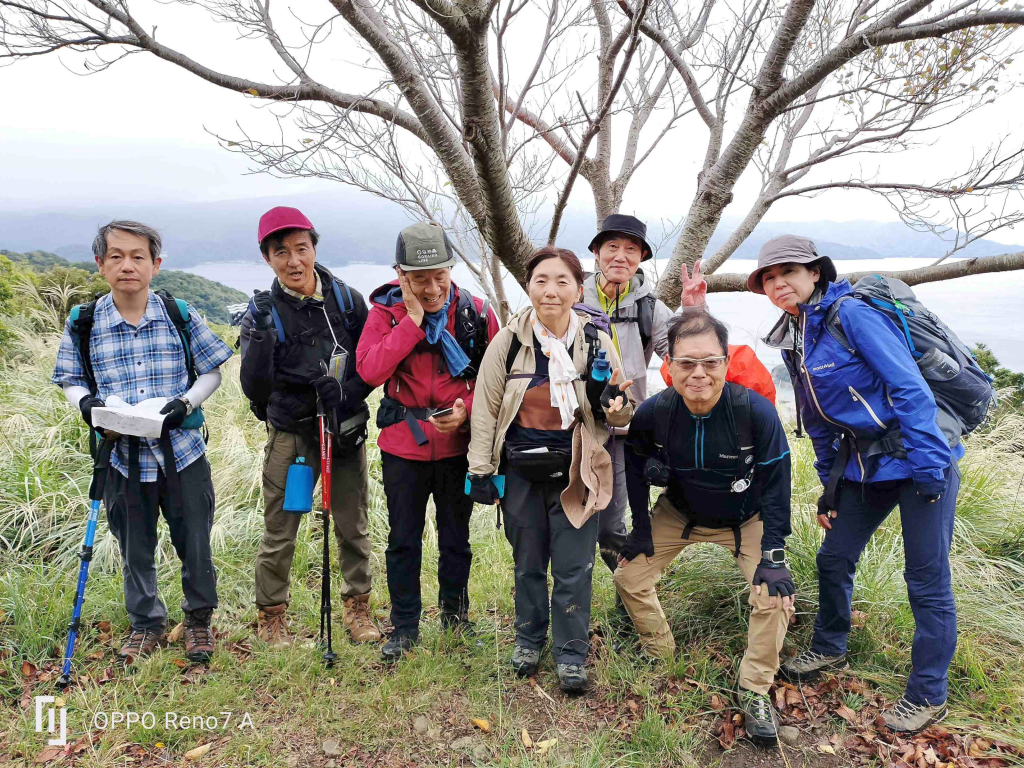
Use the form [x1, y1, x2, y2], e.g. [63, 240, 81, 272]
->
[503, 466, 599, 664]
[103, 457, 217, 631]
[380, 451, 474, 635]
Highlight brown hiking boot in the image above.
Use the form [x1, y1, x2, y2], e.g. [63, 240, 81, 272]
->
[257, 603, 292, 648]
[343, 594, 381, 643]
[119, 628, 165, 663]
[184, 609, 215, 663]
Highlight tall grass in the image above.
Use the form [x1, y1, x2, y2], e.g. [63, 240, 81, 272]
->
[2, 311, 1023, 765]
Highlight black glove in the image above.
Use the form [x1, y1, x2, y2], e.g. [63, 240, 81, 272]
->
[600, 381, 623, 410]
[619, 529, 654, 562]
[79, 395, 104, 429]
[467, 474, 499, 505]
[313, 375, 344, 410]
[160, 399, 188, 433]
[752, 560, 795, 599]
[816, 494, 833, 517]
[251, 289, 274, 331]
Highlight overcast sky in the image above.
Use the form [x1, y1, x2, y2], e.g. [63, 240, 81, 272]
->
[3, 1, 1023, 244]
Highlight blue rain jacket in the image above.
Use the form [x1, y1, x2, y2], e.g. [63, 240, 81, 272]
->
[764, 280, 957, 496]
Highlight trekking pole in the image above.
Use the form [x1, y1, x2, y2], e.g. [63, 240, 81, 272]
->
[58, 437, 114, 689]
[316, 366, 337, 668]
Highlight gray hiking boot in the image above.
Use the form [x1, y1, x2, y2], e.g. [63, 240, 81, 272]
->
[779, 649, 849, 682]
[738, 688, 778, 745]
[881, 697, 948, 733]
[556, 663, 589, 694]
[510, 645, 540, 677]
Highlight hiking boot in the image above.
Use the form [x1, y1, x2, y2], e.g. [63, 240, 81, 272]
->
[779, 649, 849, 683]
[881, 697, 948, 734]
[510, 645, 541, 677]
[257, 604, 292, 648]
[343, 595, 381, 643]
[556, 663, 589, 695]
[381, 631, 417, 662]
[119, 628, 165, 663]
[183, 609, 215, 664]
[738, 688, 778, 744]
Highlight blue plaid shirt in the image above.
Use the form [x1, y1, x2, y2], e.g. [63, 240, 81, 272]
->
[52, 292, 234, 481]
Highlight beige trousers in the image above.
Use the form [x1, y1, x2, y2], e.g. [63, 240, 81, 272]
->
[613, 495, 793, 694]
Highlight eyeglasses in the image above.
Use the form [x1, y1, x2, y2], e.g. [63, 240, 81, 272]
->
[667, 355, 727, 372]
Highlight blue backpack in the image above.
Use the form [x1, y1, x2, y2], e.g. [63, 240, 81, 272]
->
[826, 275, 996, 443]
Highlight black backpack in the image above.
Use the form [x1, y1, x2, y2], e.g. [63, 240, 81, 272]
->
[826, 275, 997, 443]
[650, 382, 756, 493]
[608, 294, 656, 350]
[502, 320, 606, 419]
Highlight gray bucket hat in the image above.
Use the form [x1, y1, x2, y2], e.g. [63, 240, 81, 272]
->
[395, 221, 457, 271]
[746, 234, 838, 294]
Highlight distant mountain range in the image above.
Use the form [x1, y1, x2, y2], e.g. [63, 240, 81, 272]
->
[2, 189, 1020, 268]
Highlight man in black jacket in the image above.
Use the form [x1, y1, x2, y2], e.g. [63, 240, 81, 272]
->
[614, 310, 795, 745]
[239, 206, 378, 646]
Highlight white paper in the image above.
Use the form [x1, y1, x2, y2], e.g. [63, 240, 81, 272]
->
[520, 446, 551, 454]
[92, 397, 170, 438]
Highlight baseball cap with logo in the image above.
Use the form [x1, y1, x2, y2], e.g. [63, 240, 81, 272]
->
[395, 222, 457, 271]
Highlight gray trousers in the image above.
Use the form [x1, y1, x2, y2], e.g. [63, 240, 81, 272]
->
[503, 466, 599, 664]
[103, 457, 217, 631]
[597, 436, 628, 573]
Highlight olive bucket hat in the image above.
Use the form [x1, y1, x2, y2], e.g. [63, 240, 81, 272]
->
[746, 234, 838, 294]
[395, 221, 457, 271]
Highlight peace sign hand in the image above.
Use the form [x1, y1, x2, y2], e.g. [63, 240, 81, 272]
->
[680, 259, 707, 308]
[601, 368, 634, 413]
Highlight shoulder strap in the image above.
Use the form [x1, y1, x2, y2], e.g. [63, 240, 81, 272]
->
[156, 291, 198, 387]
[825, 295, 855, 353]
[653, 386, 676, 454]
[727, 383, 754, 481]
[638, 295, 656, 350]
[330, 278, 359, 332]
[504, 333, 524, 377]
[69, 300, 99, 394]
[583, 322, 600, 373]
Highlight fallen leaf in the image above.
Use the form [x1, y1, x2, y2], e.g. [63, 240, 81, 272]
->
[924, 745, 938, 765]
[710, 694, 726, 710]
[54, 697, 65, 708]
[34, 746, 63, 763]
[536, 739, 557, 756]
[184, 743, 212, 760]
[626, 699, 639, 713]
[718, 719, 736, 750]
[835, 704, 858, 724]
[22, 660, 38, 679]
[167, 623, 185, 644]
[471, 718, 490, 733]
[88, 651, 104, 660]
[818, 743, 836, 755]
[155, 743, 165, 749]
[20, 685, 32, 709]
[96, 621, 111, 632]
[521, 729, 533, 749]
[172, 659, 188, 668]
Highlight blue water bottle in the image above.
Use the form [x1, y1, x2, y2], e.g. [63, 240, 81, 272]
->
[283, 456, 314, 514]
[591, 348, 611, 383]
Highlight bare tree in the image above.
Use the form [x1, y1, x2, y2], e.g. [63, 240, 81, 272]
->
[623, 0, 1024, 304]
[2, 0, 1024, 306]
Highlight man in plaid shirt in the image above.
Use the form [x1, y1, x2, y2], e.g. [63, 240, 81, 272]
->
[52, 220, 233, 664]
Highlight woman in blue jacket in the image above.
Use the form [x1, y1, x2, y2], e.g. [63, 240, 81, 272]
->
[749, 235, 962, 734]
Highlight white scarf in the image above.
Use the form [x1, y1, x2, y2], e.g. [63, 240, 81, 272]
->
[531, 311, 580, 430]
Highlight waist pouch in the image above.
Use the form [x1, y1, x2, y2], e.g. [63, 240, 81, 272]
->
[505, 445, 571, 483]
[333, 408, 370, 458]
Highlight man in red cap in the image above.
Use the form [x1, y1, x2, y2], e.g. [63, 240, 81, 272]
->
[240, 206, 379, 647]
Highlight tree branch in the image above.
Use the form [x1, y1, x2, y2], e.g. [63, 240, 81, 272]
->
[706, 251, 1024, 292]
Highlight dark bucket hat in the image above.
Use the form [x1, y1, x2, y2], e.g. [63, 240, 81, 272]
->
[588, 214, 655, 262]
[746, 234, 838, 294]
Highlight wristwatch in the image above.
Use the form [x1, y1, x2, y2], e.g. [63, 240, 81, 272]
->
[181, 396, 195, 416]
[761, 548, 787, 564]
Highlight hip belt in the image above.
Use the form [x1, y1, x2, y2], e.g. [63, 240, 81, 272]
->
[375, 396, 449, 446]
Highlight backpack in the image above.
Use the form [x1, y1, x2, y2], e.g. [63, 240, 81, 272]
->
[244, 277, 362, 422]
[248, 277, 360, 344]
[608, 294, 656, 350]
[660, 344, 777, 404]
[825, 275, 996, 443]
[453, 290, 492, 380]
[503, 319, 606, 419]
[69, 290, 207, 445]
